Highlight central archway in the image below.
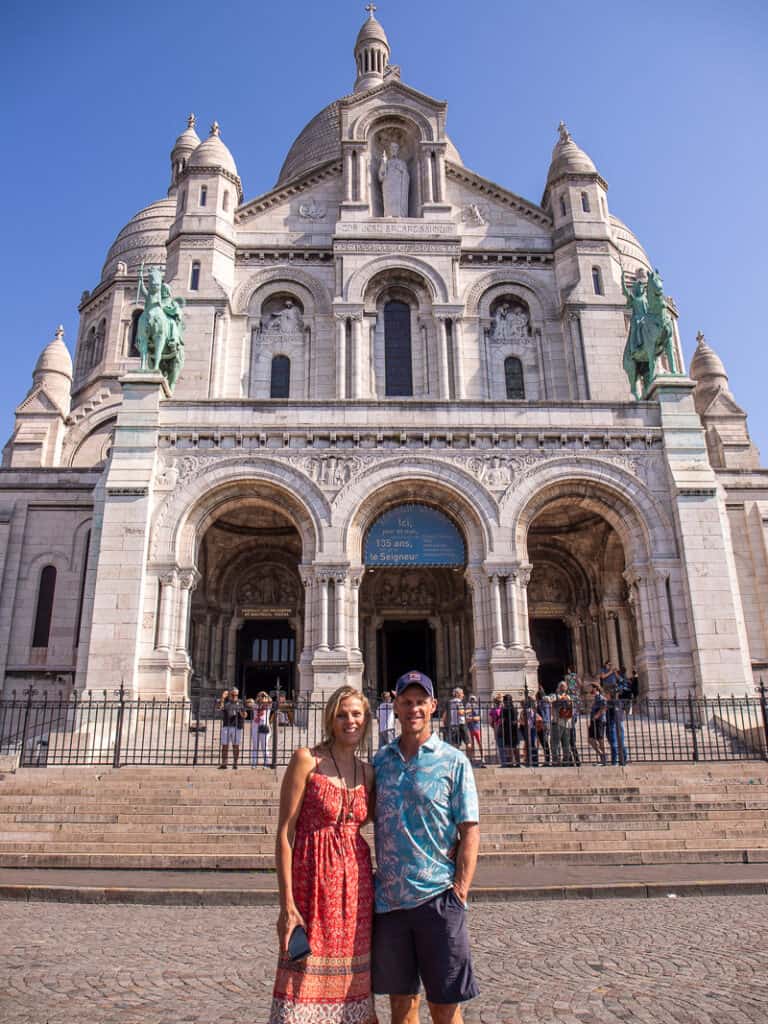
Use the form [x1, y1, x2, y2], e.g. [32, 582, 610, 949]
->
[360, 502, 469, 698]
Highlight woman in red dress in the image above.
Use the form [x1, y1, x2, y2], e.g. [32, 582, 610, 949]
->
[270, 686, 377, 1024]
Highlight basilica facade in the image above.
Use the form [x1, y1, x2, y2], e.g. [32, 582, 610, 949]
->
[2, 10, 766, 702]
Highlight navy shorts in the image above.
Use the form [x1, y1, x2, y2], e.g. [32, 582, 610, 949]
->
[372, 889, 479, 1005]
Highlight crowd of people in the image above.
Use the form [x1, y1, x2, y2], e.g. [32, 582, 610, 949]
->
[441, 663, 639, 768]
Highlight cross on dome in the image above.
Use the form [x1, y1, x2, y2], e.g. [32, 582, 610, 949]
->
[365, 2, 377, 17]
[210, 120, 221, 137]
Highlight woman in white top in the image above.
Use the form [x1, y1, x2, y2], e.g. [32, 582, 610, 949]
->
[250, 691, 272, 768]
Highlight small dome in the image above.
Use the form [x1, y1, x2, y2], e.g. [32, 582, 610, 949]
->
[34, 326, 72, 381]
[189, 121, 238, 176]
[172, 113, 200, 155]
[356, 12, 389, 49]
[690, 332, 728, 383]
[546, 122, 598, 186]
[101, 197, 176, 280]
[609, 214, 651, 270]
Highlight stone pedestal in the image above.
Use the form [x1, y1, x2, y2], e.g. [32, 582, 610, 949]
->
[80, 373, 169, 696]
[650, 376, 754, 696]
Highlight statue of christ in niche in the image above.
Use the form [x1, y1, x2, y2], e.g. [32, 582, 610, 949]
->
[378, 142, 410, 218]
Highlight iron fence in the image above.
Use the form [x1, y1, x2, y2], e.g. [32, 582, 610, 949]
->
[1, 686, 767, 768]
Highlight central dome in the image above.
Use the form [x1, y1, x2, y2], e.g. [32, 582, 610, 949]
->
[276, 100, 463, 187]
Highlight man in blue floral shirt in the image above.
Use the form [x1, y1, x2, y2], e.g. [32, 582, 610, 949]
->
[372, 670, 480, 1024]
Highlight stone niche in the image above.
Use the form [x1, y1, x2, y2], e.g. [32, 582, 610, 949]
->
[369, 119, 421, 219]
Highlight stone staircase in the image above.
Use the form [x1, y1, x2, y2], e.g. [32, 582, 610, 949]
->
[0, 762, 767, 871]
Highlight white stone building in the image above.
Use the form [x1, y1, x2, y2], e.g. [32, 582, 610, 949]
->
[2, 9, 767, 702]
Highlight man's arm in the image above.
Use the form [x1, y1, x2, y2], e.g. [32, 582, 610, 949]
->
[452, 821, 479, 904]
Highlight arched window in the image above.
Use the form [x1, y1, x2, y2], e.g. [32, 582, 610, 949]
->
[180, 189, 187, 213]
[128, 310, 142, 356]
[270, 355, 290, 398]
[504, 356, 525, 400]
[32, 565, 57, 648]
[222, 189, 230, 212]
[384, 300, 413, 397]
[94, 318, 106, 363]
[199, 185, 207, 207]
[592, 266, 604, 295]
[85, 326, 97, 369]
[190, 261, 200, 291]
[581, 191, 591, 213]
[559, 194, 567, 217]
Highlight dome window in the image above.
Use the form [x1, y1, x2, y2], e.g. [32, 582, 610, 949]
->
[222, 189, 230, 212]
[128, 310, 142, 357]
[559, 194, 567, 217]
[199, 185, 208, 207]
[592, 267, 604, 296]
[581, 191, 590, 213]
[190, 261, 201, 291]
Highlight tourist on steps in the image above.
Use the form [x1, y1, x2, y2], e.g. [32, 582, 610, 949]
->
[270, 686, 377, 1023]
[218, 688, 246, 769]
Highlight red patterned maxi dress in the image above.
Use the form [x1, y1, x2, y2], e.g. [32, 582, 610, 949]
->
[269, 769, 377, 1024]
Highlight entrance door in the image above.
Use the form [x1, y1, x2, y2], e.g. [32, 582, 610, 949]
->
[377, 620, 435, 693]
[237, 620, 296, 699]
[530, 618, 572, 693]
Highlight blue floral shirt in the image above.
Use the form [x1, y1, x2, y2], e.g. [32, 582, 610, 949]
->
[373, 734, 479, 913]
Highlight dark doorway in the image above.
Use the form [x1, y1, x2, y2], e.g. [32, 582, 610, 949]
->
[530, 618, 571, 693]
[377, 620, 435, 693]
[237, 620, 296, 699]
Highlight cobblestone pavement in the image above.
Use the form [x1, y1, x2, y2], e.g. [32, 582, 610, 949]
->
[1, 897, 767, 1023]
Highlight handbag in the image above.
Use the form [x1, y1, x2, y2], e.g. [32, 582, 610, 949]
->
[258, 723, 270, 735]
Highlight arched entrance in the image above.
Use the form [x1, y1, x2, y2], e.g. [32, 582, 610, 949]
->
[526, 499, 638, 687]
[359, 503, 469, 698]
[190, 503, 303, 700]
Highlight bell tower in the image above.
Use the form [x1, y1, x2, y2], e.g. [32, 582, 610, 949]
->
[354, 3, 390, 93]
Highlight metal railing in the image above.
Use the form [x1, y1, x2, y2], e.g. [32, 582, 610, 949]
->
[1, 686, 767, 768]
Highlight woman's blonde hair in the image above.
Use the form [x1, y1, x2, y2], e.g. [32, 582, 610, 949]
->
[321, 686, 371, 750]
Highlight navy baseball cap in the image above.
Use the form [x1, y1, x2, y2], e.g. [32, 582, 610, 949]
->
[395, 670, 435, 698]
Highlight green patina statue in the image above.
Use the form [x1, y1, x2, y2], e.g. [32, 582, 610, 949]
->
[135, 263, 185, 391]
[621, 267, 680, 399]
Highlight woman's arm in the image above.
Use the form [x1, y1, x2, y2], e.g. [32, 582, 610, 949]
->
[275, 747, 314, 953]
[362, 760, 376, 825]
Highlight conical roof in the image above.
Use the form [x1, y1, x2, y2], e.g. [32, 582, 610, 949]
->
[172, 113, 200, 155]
[690, 331, 728, 382]
[34, 326, 72, 381]
[546, 122, 598, 186]
[189, 121, 238, 176]
[355, 9, 389, 49]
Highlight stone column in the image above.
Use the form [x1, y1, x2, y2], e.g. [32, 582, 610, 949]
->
[350, 314, 364, 399]
[505, 574, 519, 647]
[618, 608, 634, 670]
[318, 575, 330, 651]
[334, 573, 347, 651]
[517, 565, 532, 648]
[344, 149, 353, 202]
[335, 316, 347, 399]
[465, 567, 486, 654]
[349, 571, 363, 656]
[605, 608, 620, 665]
[175, 571, 198, 656]
[452, 317, 466, 399]
[491, 574, 505, 649]
[156, 572, 177, 651]
[422, 149, 434, 204]
[436, 316, 450, 399]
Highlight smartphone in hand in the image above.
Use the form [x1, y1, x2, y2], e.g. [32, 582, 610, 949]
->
[287, 925, 312, 961]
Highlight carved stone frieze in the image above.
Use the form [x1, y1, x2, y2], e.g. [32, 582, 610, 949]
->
[285, 454, 364, 491]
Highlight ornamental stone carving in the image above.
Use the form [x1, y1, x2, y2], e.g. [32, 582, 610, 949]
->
[461, 203, 488, 226]
[237, 567, 299, 608]
[261, 299, 304, 341]
[491, 303, 531, 345]
[374, 570, 435, 609]
[298, 199, 326, 220]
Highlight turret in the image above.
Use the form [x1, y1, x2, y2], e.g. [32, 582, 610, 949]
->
[690, 331, 760, 468]
[543, 122, 611, 243]
[167, 121, 242, 294]
[3, 326, 72, 467]
[168, 113, 201, 196]
[354, 3, 390, 93]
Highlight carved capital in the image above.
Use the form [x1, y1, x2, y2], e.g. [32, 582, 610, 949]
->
[178, 569, 201, 592]
[159, 571, 178, 588]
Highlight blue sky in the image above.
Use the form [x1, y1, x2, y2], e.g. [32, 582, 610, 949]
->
[1, 0, 767, 457]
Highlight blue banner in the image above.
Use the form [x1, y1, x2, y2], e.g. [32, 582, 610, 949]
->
[364, 504, 465, 566]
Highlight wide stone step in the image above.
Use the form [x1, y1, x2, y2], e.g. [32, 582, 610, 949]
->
[1, 846, 767, 871]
